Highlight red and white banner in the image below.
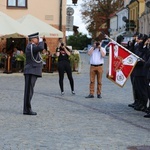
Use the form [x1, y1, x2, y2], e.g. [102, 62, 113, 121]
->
[107, 42, 139, 87]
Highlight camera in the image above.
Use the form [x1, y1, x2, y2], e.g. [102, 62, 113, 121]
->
[61, 43, 64, 46]
[96, 42, 100, 47]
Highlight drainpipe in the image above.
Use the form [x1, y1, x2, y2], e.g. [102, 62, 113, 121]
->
[137, 0, 139, 32]
[59, 0, 62, 31]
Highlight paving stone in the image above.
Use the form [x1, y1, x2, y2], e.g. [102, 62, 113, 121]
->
[0, 54, 150, 150]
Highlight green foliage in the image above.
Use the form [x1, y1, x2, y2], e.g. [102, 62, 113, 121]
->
[67, 32, 91, 50]
[41, 54, 48, 62]
[69, 53, 80, 71]
[15, 54, 26, 66]
[81, 0, 123, 38]
[15, 54, 26, 62]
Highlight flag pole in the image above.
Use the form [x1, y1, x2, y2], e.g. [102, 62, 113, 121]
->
[100, 32, 143, 61]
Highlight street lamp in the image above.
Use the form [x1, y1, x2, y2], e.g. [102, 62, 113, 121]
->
[59, 0, 62, 31]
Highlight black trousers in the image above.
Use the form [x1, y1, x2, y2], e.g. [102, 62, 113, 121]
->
[134, 76, 148, 107]
[58, 61, 74, 92]
[130, 73, 138, 103]
[147, 79, 150, 108]
[23, 74, 37, 113]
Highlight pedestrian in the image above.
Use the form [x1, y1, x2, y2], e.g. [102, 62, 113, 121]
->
[85, 41, 106, 98]
[56, 42, 75, 95]
[23, 32, 44, 115]
[43, 37, 48, 51]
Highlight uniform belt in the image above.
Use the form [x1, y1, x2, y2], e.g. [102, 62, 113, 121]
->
[91, 64, 103, 67]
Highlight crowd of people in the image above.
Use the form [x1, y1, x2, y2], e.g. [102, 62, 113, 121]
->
[127, 33, 150, 118]
[1, 31, 150, 119]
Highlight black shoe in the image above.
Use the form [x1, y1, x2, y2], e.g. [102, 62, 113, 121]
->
[145, 107, 150, 113]
[128, 102, 136, 108]
[61, 92, 64, 95]
[85, 94, 94, 98]
[134, 105, 147, 112]
[72, 91, 75, 95]
[23, 111, 37, 115]
[97, 94, 102, 98]
[144, 113, 150, 118]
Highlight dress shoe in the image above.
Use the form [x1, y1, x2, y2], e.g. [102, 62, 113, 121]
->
[144, 113, 150, 118]
[23, 111, 37, 115]
[128, 102, 136, 108]
[145, 107, 150, 113]
[97, 94, 102, 98]
[134, 105, 147, 112]
[85, 94, 94, 98]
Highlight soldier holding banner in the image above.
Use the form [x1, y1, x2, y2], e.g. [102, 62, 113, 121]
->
[128, 33, 139, 108]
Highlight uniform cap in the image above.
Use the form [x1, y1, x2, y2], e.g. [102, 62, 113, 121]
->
[142, 34, 148, 41]
[28, 32, 39, 39]
[137, 33, 143, 40]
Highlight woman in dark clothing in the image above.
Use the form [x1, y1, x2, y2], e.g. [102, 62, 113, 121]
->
[56, 43, 75, 95]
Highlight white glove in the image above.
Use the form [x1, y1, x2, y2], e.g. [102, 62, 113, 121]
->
[39, 37, 43, 42]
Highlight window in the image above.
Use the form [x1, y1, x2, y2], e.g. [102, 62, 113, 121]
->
[7, 0, 27, 8]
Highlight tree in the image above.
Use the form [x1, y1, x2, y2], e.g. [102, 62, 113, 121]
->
[81, 0, 123, 40]
[67, 33, 91, 50]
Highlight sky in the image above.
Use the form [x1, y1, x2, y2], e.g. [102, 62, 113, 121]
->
[66, 0, 90, 36]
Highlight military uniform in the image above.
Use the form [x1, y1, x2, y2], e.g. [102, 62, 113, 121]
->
[133, 35, 149, 111]
[23, 33, 44, 115]
[128, 37, 138, 108]
[144, 40, 150, 118]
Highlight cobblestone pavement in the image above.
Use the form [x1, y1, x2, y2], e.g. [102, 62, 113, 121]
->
[0, 54, 150, 150]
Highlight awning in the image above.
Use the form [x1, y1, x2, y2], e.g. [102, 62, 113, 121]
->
[18, 14, 63, 38]
[0, 11, 24, 38]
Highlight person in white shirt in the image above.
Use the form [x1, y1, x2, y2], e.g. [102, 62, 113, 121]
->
[85, 41, 106, 98]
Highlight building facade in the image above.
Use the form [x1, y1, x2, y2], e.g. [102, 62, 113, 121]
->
[139, 0, 150, 34]
[110, 14, 118, 39]
[109, 0, 146, 41]
[109, 6, 128, 40]
[128, 0, 145, 32]
[0, 0, 67, 53]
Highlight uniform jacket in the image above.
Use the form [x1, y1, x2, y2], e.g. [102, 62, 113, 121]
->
[24, 42, 44, 77]
[144, 45, 150, 79]
[133, 42, 147, 77]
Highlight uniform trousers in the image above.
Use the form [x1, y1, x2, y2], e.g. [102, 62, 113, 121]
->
[23, 74, 37, 113]
[58, 61, 74, 92]
[134, 76, 148, 107]
[90, 65, 103, 95]
[147, 79, 150, 108]
[130, 73, 138, 104]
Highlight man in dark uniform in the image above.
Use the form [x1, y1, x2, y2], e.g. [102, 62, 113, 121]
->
[143, 35, 150, 118]
[23, 32, 44, 115]
[128, 33, 138, 108]
[133, 34, 148, 112]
